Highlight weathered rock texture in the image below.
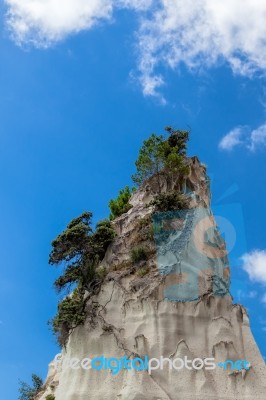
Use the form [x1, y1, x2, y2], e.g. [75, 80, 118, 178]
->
[38, 157, 266, 400]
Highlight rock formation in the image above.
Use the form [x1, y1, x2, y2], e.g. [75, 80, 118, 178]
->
[37, 157, 266, 400]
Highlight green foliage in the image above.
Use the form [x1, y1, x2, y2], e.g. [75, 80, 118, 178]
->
[110, 260, 132, 272]
[51, 288, 85, 346]
[46, 395, 55, 400]
[96, 265, 107, 280]
[137, 267, 149, 277]
[52, 289, 85, 331]
[49, 212, 93, 265]
[49, 213, 115, 344]
[150, 191, 188, 212]
[92, 219, 116, 259]
[130, 246, 148, 264]
[132, 127, 190, 189]
[49, 214, 115, 293]
[135, 215, 154, 243]
[165, 126, 189, 155]
[132, 134, 165, 188]
[54, 264, 82, 293]
[137, 215, 151, 228]
[18, 374, 43, 400]
[109, 186, 133, 220]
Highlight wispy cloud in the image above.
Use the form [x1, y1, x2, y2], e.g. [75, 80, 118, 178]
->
[219, 127, 246, 151]
[241, 250, 266, 284]
[4, 0, 266, 98]
[261, 294, 266, 304]
[248, 290, 258, 299]
[219, 124, 266, 152]
[249, 124, 266, 151]
[135, 0, 266, 97]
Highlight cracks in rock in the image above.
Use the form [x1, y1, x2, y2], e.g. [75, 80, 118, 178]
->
[134, 334, 147, 351]
[228, 367, 250, 379]
[91, 282, 140, 359]
[211, 316, 232, 327]
[97, 281, 116, 315]
[194, 291, 214, 308]
[113, 280, 131, 295]
[169, 339, 190, 359]
[231, 304, 246, 322]
[99, 313, 140, 359]
[212, 340, 237, 358]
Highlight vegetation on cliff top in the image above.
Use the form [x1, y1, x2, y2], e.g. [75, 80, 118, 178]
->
[132, 126, 189, 190]
[107, 126, 190, 220]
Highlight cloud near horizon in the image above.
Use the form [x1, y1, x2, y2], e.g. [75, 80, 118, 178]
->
[4, 0, 266, 97]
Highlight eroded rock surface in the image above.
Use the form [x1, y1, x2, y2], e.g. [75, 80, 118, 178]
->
[38, 157, 266, 400]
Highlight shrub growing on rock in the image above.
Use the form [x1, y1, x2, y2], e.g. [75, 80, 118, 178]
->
[130, 246, 148, 263]
[150, 191, 188, 212]
[46, 395, 55, 400]
[51, 288, 86, 346]
[18, 374, 43, 400]
[109, 186, 134, 220]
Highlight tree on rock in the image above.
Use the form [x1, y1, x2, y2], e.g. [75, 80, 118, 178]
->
[49, 212, 115, 293]
[132, 127, 190, 190]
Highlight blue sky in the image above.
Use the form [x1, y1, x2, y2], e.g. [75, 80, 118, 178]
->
[0, 1, 266, 399]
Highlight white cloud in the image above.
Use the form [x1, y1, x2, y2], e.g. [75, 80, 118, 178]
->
[241, 250, 266, 284]
[219, 127, 245, 151]
[4, 0, 266, 97]
[136, 0, 266, 96]
[219, 124, 266, 152]
[4, 0, 153, 47]
[5, 0, 114, 47]
[249, 124, 266, 152]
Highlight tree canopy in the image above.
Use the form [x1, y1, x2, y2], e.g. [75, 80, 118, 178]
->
[49, 212, 115, 293]
[132, 126, 190, 189]
[18, 374, 43, 400]
[49, 212, 116, 345]
[132, 133, 165, 188]
[109, 186, 133, 220]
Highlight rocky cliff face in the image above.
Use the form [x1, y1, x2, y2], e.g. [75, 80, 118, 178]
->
[38, 157, 266, 400]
